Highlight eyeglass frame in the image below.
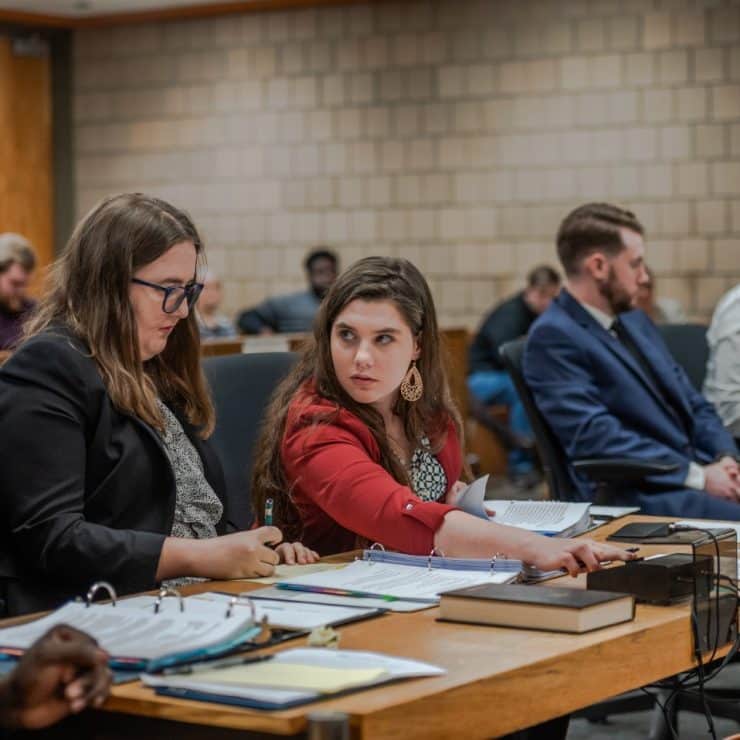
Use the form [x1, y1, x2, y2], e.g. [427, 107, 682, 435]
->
[130, 277, 204, 314]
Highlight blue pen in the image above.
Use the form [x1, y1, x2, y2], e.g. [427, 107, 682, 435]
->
[264, 498, 274, 526]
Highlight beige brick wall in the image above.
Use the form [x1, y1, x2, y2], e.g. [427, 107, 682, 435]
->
[72, 0, 740, 326]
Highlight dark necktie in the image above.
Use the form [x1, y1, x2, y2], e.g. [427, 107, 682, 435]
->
[611, 318, 689, 434]
[611, 318, 660, 388]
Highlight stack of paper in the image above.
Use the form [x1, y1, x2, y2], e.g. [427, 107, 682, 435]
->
[275, 557, 519, 609]
[118, 591, 383, 631]
[0, 601, 263, 673]
[455, 477, 591, 537]
[143, 648, 444, 709]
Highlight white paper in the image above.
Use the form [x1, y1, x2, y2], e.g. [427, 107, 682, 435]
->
[589, 506, 641, 518]
[0, 602, 250, 660]
[483, 500, 591, 536]
[248, 586, 430, 613]
[142, 647, 444, 706]
[675, 520, 740, 539]
[454, 474, 490, 519]
[119, 591, 379, 631]
[279, 559, 513, 603]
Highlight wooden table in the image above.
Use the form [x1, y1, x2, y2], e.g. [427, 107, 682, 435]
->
[65, 516, 739, 738]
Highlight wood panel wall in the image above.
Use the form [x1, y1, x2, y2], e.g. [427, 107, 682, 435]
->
[0, 36, 53, 292]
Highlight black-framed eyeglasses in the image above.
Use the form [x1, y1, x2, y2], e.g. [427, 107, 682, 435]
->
[131, 278, 204, 314]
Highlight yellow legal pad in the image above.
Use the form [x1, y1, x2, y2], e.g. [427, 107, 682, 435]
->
[191, 662, 388, 694]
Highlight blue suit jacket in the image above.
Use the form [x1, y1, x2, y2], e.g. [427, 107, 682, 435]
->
[524, 290, 737, 502]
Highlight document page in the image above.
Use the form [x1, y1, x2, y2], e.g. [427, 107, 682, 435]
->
[279, 560, 513, 602]
[0, 602, 250, 660]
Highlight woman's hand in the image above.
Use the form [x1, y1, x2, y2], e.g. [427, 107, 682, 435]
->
[275, 542, 320, 565]
[443, 480, 469, 506]
[196, 527, 282, 579]
[519, 536, 636, 577]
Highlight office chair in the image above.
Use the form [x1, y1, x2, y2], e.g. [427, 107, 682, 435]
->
[498, 338, 678, 502]
[203, 351, 297, 531]
[657, 323, 709, 391]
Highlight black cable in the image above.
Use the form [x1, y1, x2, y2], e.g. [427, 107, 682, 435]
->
[630, 524, 738, 738]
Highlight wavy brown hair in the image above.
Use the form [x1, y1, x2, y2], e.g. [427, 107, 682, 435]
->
[251, 256, 465, 539]
[24, 193, 214, 436]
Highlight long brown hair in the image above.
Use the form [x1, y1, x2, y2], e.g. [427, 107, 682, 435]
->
[25, 193, 214, 436]
[251, 256, 464, 539]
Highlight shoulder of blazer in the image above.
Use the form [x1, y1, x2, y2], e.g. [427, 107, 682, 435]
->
[1, 329, 105, 407]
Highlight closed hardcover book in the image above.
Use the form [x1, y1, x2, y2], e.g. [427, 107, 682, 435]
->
[438, 584, 635, 633]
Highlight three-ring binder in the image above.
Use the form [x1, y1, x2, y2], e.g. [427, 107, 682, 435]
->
[360, 548, 522, 574]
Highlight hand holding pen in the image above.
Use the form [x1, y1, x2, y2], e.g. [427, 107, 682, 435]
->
[263, 497, 320, 565]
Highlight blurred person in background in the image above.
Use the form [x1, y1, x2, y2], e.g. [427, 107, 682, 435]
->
[467, 265, 561, 485]
[0, 233, 37, 350]
[197, 271, 237, 340]
[237, 247, 338, 335]
[634, 265, 685, 324]
[704, 283, 740, 445]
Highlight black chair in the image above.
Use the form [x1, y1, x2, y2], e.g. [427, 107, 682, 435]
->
[203, 352, 297, 531]
[657, 323, 709, 391]
[498, 338, 678, 502]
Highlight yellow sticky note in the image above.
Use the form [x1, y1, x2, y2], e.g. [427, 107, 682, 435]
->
[195, 662, 387, 694]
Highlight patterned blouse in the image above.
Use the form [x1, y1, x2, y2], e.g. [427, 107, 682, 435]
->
[407, 437, 448, 502]
[156, 401, 223, 586]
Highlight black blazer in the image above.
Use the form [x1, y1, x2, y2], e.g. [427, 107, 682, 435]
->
[0, 328, 228, 616]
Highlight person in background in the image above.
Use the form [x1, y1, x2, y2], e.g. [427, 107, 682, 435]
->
[525, 202, 740, 519]
[704, 283, 740, 445]
[634, 265, 686, 324]
[0, 233, 37, 350]
[467, 265, 561, 483]
[197, 270, 237, 340]
[237, 247, 338, 334]
[0, 193, 317, 617]
[0, 626, 111, 731]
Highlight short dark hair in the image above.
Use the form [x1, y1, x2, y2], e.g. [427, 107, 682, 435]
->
[304, 247, 338, 272]
[526, 264, 560, 289]
[556, 202, 644, 276]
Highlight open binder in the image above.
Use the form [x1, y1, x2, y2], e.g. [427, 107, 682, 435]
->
[0, 582, 267, 674]
[275, 547, 523, 607]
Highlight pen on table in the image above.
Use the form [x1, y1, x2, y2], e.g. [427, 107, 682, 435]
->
[161, 653, 273, 676]
[264, 497, 274, 526]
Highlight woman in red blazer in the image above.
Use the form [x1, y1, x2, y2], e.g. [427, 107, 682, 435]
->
[252, 257, 633, 575]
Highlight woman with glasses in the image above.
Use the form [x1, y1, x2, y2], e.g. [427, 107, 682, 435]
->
[0, 193, 316, 617]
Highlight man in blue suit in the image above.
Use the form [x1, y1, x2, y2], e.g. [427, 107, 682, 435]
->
[524, 202, 740, 519]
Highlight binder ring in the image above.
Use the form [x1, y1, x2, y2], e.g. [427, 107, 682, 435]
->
[85, 581, 117, 607]
[226, 592, 257, 621]
[367, 542, 386, 565]
[490, 552, 504, 576]
[154, 586, 184, 614]
[427, 548, 444, 572]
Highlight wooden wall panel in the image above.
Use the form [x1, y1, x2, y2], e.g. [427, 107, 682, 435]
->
[0, 36, 53, 292]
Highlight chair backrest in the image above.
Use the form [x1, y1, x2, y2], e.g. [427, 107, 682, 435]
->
[202, 351, 297, 530]
[499, 338, 575, 501]
[656, 323, 709, 391]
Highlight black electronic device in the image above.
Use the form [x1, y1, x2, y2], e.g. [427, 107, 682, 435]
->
[587, 553, 714, 605]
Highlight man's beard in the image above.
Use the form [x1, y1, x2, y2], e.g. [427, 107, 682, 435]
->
[597, 267, 634, 314]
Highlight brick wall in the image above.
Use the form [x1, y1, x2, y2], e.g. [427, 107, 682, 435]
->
[72, 0, 740, 325]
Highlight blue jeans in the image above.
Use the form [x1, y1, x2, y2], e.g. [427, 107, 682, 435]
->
[468, 370, 533, 475]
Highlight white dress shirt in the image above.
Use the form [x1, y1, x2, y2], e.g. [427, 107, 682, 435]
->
[704, 284, 740, 439]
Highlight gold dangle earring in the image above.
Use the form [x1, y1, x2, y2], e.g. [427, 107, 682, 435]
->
[400, 360, 423, 402]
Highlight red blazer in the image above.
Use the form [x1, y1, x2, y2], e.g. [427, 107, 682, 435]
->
[281, 386, 462, 556]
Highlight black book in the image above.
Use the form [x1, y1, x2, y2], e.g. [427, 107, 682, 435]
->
[438, 583, 635, 633]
